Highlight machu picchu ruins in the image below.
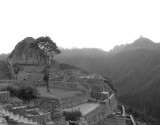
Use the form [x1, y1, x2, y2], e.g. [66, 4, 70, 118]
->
[0, 37, 136, 125]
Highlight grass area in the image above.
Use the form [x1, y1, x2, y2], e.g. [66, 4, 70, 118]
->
[63, 103, 99, 116]
[37, 86, 81, 98]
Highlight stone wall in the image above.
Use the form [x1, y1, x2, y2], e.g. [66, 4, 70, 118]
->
[82, 93, 117, 125]
[17, 71, 43, 82]
[17, 71, 28, 80]
[49, 81, 80, 91]
[25, 111, 51, 124]
[8, 98, 23, 107]
[103, 83, 114, 95]
[26, 114, 48, 124]
[79, 78, 113, 96]
[2, 103, 13, 111]
[0, 91, 52, 124]
[22, 65, 43, 73]
[11, 57, 39, 65]
[0, 79, 30, 85]
[33, 98, 63, 120]
[109, 93, 117, 109]
[61, 94, 88, 109]
[5, 104, 51, 124]
[11, 106, 27, 116]
[12, 63, 44, 82]
[83, 104, 112, 125]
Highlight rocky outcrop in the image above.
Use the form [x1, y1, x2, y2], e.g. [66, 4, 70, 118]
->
[8, 37, 35, 60]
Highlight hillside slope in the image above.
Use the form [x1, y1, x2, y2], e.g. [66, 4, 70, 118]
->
[55, 37, 160, 120]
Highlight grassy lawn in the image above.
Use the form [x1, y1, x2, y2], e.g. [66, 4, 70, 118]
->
[37, 86, 81, 98]
[63, 103, 99, 115]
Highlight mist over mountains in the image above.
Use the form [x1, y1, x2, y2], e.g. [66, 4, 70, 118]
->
[55, 37, 160, 120]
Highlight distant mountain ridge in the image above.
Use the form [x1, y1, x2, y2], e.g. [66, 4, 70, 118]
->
[54, 37, 160, 120]
[109, 36, 160, 54]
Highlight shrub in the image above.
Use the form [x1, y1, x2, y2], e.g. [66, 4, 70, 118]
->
[0, 85, 18, 97]
[0, 85, 40, 103]
[17, 86, 40, 103]
[63, 110, 82, 121]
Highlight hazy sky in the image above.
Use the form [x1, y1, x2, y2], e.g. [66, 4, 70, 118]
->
[0, 0, 160, 54]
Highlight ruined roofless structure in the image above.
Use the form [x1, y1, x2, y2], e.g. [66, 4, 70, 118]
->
[7, 37, 52, 82]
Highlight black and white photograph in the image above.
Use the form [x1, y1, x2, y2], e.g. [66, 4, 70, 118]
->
[0, 0, 160, 125]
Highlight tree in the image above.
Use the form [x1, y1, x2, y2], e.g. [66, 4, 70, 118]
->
[30, 36, 61, 92]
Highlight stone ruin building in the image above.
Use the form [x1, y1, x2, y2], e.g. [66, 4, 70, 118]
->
[0, 37, 135, 125]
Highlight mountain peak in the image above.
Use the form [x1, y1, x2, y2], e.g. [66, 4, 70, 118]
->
[110, 37, 159, 54]
[133, 36, 154, 45]
[22, 37, 35, 43]
[8, 37, 36, 59]
[129, 36, 159, 50]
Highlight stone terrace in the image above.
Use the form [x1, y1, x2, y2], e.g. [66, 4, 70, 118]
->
[0, 91, 54, 125]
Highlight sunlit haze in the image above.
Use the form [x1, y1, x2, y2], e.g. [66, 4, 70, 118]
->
[0, 0, 160, 54]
